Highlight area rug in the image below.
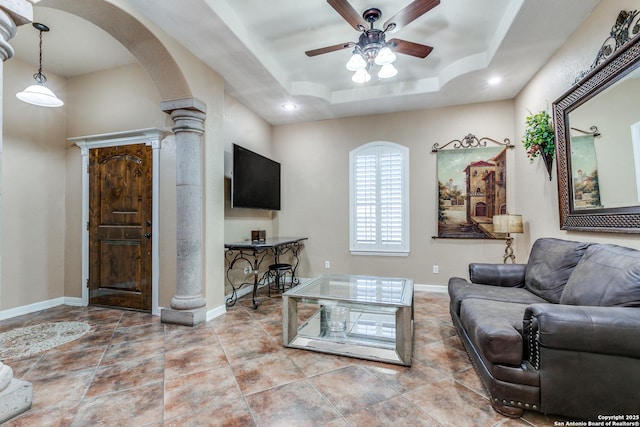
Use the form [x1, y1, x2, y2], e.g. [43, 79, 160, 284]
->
[0, 321, 91, 360]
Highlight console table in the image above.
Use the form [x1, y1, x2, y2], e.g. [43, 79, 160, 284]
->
[224, 237, 307, 309]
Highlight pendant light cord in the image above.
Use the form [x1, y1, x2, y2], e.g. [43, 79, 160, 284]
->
[34, 28, 47, 84]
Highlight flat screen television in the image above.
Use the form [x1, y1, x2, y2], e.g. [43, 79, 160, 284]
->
[232, 144, 281, 211]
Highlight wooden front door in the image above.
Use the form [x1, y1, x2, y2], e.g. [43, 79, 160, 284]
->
[89, 144, 152, 311]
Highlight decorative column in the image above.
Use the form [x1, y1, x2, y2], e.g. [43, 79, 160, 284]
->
[0, 0, 34, 423]
[160, 98, 207, 326]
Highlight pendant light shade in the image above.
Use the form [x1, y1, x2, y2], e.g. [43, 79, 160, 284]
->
[16, 22, 64, 108]
[17, 83, 64, 107]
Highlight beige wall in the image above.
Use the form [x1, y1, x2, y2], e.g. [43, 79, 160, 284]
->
[61, 1, 229, 311]
[4, 0, 640, 313]
[273, 101, 515, 285]
[2, 58, 67, 308]
[513, 0, 640, 254]
[63, 62, 170, 302]
[265, 0, 640, 286]
[223, 95, 275, 244]
[2, 2, 229, 312]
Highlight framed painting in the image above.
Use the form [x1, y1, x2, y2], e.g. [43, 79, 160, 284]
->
[433, 134, 513, 239]
[570, 134, 601, 209]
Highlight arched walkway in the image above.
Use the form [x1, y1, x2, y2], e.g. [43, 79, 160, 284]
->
[40, 0, 191, 101]
[15, 0, 210, 325]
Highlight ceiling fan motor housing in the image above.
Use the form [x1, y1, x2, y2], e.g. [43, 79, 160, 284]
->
[305, 0, 437, 61]
[357, 29, 389, 62]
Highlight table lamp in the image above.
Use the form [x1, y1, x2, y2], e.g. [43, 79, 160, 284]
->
[493, 214, 523, 263]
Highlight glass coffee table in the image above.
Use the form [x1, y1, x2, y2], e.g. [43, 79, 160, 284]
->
[282, 274, 414, 366]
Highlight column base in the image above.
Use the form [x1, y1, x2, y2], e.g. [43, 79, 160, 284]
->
[0, 379, 32, 424]
[161, 306, 206, 326]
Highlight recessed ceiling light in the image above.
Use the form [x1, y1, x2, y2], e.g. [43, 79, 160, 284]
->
[488, 76, 502, 85]
[282, 103, 297, 111]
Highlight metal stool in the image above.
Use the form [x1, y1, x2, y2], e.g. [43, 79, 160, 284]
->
[267, 263, 293, 296]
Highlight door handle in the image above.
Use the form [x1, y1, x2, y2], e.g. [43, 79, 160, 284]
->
[144, 233, 152, 239]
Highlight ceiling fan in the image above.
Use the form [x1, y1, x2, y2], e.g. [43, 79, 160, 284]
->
[306, 0, 440, 82]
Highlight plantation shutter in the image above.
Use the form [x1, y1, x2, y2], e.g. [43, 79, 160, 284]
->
[350, 142, 409, 254]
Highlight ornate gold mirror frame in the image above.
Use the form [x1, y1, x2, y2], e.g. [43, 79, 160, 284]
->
[553, 11, 640, 233]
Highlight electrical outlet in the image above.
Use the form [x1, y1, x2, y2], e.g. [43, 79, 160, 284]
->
[324, 261, 330, 269]
[244, 266, 251, 274]
[433, 265, 439, 274]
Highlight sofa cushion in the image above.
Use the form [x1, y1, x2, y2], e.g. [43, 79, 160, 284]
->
[460, 299, 529, 366]
[560, 244, 640, 307]
[448, 277, 547, 315]
[524, 238, 591, 303]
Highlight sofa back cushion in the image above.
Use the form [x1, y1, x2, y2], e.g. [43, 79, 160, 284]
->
[560, 244, 640, 307]
[524, 238, 591, 303]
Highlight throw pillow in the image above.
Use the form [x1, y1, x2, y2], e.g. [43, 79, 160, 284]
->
[560, 244, 640, 307]
[524, 238, 591, 303]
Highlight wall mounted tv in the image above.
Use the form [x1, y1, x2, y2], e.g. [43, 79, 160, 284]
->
[232, 144, 281, 211]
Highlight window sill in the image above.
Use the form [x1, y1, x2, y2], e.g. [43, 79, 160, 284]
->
[350, 251, 409, 257]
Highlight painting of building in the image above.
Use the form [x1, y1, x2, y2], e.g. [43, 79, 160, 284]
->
[437, 146, 508, 238]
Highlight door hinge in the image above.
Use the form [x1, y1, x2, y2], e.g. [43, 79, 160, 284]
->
[86, 221, 90, 230]
[86, 278, 89, 288]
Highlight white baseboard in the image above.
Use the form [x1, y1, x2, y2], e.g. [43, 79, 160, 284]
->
[206, 304, 226, 321]
[0, 297, 84, 321]
[0, 282, 446, 322]
[415, 283, 448, 293]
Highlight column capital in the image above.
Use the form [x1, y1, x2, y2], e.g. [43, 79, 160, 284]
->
[0, 0, 33, 27]
[160, 97, 206, 115]
[0, 10, 16, 61]
[0, 0, 33, 63]
[167, 108, 206, 136]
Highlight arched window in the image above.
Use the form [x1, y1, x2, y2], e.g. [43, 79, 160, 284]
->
[349, 141, 409, 255]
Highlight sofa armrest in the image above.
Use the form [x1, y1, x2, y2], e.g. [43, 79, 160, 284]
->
[523, 303, 640, 366]
[468, 263, 526, 287]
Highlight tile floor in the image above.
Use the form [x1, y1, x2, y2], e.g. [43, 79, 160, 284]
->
[1, 289, 563, 426]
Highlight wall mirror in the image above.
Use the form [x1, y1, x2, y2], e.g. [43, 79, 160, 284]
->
[553, 10, 640, 233]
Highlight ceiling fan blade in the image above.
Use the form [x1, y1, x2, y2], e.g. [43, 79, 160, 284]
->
[389, 38, 433, 58]
[327, 0, 368, 31]
[305, 42, 354, 57]
[384, 0, 440, 32]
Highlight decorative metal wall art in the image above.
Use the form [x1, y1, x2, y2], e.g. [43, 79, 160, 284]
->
[574, 10, 640, 83]
[432, 134, 513, 239]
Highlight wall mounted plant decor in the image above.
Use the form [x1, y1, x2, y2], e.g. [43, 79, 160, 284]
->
[522, 110, 555, 180]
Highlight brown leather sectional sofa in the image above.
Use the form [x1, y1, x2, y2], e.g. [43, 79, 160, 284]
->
[448, 238, 640, 420]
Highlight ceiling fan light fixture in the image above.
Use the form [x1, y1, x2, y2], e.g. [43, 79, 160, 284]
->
[16, 83, 64, 107]
[16, 22, 64, 108]
[352, 69, 371, 83]
[374, 46, 396, 65]
[378, 63, 398, 79]
[346, 52, 367, 71]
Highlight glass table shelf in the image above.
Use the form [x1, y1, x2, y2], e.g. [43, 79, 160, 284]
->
[283, 274, 414, 366]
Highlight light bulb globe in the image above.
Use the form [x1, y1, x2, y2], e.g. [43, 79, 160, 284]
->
[346, 53, 367, 71]
[352, 69, 371, 84]
[374, 47, 396, 65]
[378, 63, 398, 79]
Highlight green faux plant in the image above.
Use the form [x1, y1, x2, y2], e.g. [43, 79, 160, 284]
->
[522, 110, 555, 162]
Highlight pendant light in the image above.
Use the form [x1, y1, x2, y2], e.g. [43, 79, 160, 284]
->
[16, 22, 64, 108]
